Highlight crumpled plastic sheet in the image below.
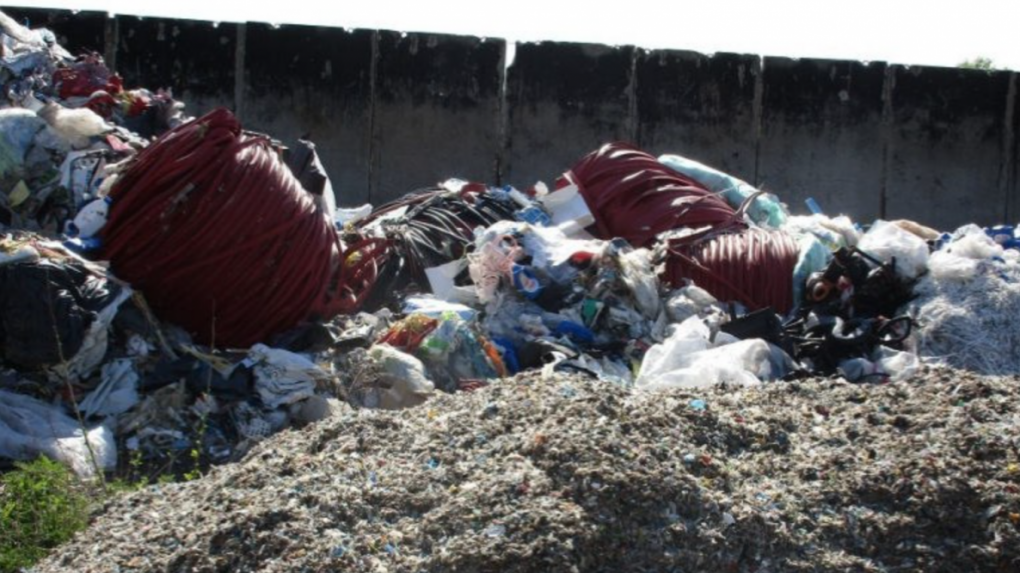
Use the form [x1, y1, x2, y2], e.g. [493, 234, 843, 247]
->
[636, 316, 781, 390]
[858, 220, 930, 280]
[364, 344, 435, 410]
[78, 358, 140, 418]
[0, 388, 115, 478]
[48, 276, 133, 383]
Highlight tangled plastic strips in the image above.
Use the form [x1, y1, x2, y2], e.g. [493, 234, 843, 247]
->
[467, 239, 523, 304]
[909, 255, 1020, 375]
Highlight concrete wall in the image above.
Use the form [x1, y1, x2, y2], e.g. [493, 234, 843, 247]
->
[504, 42, 635, 186]
[241, 23, 374, 204]
[371, 31, 503, 202]
[636, 50, 759, 183]
[758, 58, 887, 222]
[6, 7, 1018, 230]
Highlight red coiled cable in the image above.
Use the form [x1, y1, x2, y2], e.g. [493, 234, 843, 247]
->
[562, 142, 744, 247]
[99, 108, 346, 347]
[663, 227, 800, 314]
[562, 142, 799, 313]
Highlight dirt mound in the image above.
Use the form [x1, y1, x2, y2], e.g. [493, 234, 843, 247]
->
[39, 368, 1020, 572]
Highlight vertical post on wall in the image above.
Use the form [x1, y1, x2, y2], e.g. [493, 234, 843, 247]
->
[625, 48, 639, 144]
[367, 30, 380, 204]
[880, 65, 897, 220]
[495, 41, 511, 186]
[1002, 72, 1017, 222]
[751, 55, 764, 186]
[103, 14, 118, 70]
[234, 23, 247, 121]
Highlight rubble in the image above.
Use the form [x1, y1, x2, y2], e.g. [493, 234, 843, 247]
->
[36, 368, 1020, 572]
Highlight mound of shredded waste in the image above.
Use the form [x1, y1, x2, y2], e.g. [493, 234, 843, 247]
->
[39, 368, 1020, 573]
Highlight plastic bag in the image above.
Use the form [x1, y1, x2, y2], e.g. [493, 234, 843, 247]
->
[838, 348, 919, 382]
[665, 285, 722, 324]
[49, 280, 133, 383]
[368, 344, 435, 410]
[785, 214, 861, 250]
[617, 247, 661, 319]
[248, 343, 331, 409]
[636, 317, 771, 390]
[37, 103, 112, 149]
[0, 249, 130, 376]
[402, 295, 477, 321]
[0, 389, 116, 478]
[877, 347, 920, 381]
[0, 108, 45, 168]
[858, 220, 930, 280]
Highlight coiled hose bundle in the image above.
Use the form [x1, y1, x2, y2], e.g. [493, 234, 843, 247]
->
[563, 141, 799, 313]
[563, 142, 743, 247]
[663, 227, 801, 314]
[99, 108, 345, 347]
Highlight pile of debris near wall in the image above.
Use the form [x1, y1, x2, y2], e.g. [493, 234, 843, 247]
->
[0, 10, 1017, 572]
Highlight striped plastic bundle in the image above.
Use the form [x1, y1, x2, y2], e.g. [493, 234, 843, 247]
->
[99, 108, 347, 347]
[562, 142, 744, 247]
[663, 227, 801, 314]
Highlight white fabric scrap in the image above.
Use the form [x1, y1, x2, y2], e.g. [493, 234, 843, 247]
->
[248, 343, 330, 409]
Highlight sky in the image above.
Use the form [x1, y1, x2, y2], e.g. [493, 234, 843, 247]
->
[7, 0, 1020, 70]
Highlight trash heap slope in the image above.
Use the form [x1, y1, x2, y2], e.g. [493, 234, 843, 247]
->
[38, 368, 1020, 573]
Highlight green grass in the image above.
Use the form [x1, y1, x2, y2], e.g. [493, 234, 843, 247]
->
[0, 457, 89, 573]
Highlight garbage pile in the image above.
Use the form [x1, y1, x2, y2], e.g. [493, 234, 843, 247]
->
[35, 368, 1020, 572]
[1, 7, 1019, 503]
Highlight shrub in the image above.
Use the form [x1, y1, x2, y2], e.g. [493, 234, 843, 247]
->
[0, 457, 89, 573]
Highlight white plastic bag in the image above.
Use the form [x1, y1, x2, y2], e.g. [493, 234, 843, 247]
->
[618, 247, 661, 319]
[665, 285, 721, 324]
[334, 203, 373, 226]
[877, 347, 920, 382]
[785, 214, 861, 250]
[636, 317, 771, 391]
[858, 220, 930, 280]
[0, 389, 116, 478]
[403, 295, 477, 321]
